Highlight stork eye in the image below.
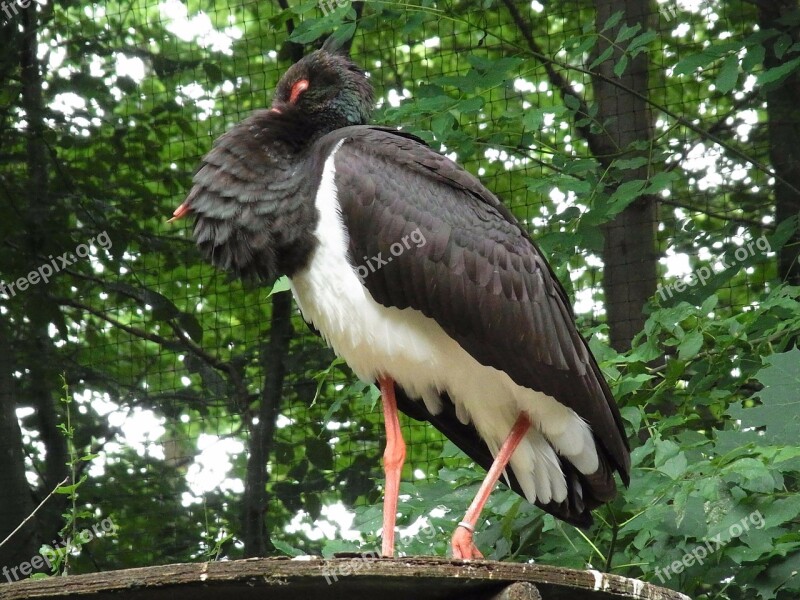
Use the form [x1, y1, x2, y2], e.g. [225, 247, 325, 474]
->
[289, 79, 309, 104]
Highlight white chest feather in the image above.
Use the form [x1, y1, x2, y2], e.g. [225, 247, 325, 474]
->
[289, 142, 599, 507]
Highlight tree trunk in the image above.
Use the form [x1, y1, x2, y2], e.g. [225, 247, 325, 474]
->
[242, 292, 294, 557]
[592, 0, 659, 351]
[19, 5, 69, 551]
[759, 0, 800, 286]
[0, 321, 40, 581]
[504, 0, 660, 351]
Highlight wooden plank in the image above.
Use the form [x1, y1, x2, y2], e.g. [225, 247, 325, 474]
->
[490, 581, 542, 600]
[0, 556, 690, 600]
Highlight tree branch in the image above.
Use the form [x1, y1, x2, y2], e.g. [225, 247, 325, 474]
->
[0, 477, 68, 551]
[657, 197, 770, 230]
[500, 0, 605, 159]
[497, 1, 797, 194]
[54, 296, 246, 397]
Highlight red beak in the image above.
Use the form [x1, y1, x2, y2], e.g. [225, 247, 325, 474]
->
[167, 201, 191, 223]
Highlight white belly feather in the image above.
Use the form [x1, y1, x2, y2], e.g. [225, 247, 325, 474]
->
[289, 142, 599, 506]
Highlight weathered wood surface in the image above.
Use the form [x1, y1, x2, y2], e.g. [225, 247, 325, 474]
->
[0, 556, 690, 600]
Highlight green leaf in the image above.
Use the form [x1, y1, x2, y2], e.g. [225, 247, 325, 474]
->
[614, 54, 629, 77]
[589, 46, 614, 70]
[327, 20, 356, 48]
[320, 537, 361, 558]
[728, 348, 800, 446]
[700, 293, 719, 314]
[775, 33, 793, 60]
[563, 93, 581, 111]
[674, 51, 717, 75]
[722, 457, 776, 492]
[110, 283, 182, 322]
[715, 54, 739, 93]
[184, 354, 228, 398]
[567, 34, 598, 57]
[455, 95, 484, 114]
[771, 213, 799, 250]
[464, 56, 525, 89]
[608, 179, 646, 213]
[615, 23, 640, 44]
[654, 438, 681, 467]
[619, 405, 642, 430]
[742, 44, 765, 72]
[178, 312, 204, 344]
[431, 111, 456, 139]
[577, 224, 604, 252]
[601, 10, 624, 33]
[613, 156, 649, 170]
[628, 30, 657, 54]
[202, 62, 224, 85]
[306, 437, 334, 470]
[288, 14, 339, 44]
[757, 56, 800, 86]
[615, 373, 655, 396]
[766, 495, 800, 528]
[753, 553, 800, 598]
[272, 539, 305, 557]
[522, 109, 545, 130]
[268, 275, 292, 297]
[55, 477, 87, 494]
[659, 452, 688, 480]
[678, 330, 703, 361]
[292, 0, 321, 13]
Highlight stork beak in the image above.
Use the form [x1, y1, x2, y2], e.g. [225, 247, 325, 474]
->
[168, 201, 191, 223]
[269, 100, 288, 115]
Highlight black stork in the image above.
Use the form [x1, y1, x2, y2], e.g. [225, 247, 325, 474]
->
[171, 38, 630, 559]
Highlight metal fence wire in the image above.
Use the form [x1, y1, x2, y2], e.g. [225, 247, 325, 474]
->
[1, 0, 782, 576]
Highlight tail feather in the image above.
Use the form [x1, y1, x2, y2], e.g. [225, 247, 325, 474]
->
[536, 447, 618, 527]
[394, 386, 623, 529]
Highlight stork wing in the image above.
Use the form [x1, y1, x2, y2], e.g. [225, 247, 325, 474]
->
[317, 127, 630, 524]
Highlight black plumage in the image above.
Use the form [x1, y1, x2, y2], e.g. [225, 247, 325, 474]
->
[176, 39, 630, 537]
[321, 126, 630, 524]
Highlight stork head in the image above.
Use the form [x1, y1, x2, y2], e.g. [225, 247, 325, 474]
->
[269, 38, 374, 138]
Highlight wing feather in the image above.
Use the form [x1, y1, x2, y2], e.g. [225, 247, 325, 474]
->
[314, 126, 630, 523]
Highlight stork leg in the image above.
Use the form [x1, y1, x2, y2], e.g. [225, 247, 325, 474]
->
[379, 376, 406, 557]
[451, 412, 532, 559]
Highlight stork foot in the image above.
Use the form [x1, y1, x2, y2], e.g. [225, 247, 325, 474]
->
[450, 414, 532, 560]
[451, 525, 484, 559]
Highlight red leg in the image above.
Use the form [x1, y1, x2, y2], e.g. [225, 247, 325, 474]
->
[451, 412, 532, 559]
[379, 376, 406, 557]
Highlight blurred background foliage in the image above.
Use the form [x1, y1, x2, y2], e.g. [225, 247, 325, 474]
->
[0, 0, 798, 599]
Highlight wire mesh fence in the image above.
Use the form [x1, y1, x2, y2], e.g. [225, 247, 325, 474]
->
[2, 0, 786, 580]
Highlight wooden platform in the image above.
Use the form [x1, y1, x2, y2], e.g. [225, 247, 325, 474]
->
[0, 556, 690, 600]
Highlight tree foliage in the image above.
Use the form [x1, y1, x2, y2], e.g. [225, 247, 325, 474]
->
[0, 1, 798, 599]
